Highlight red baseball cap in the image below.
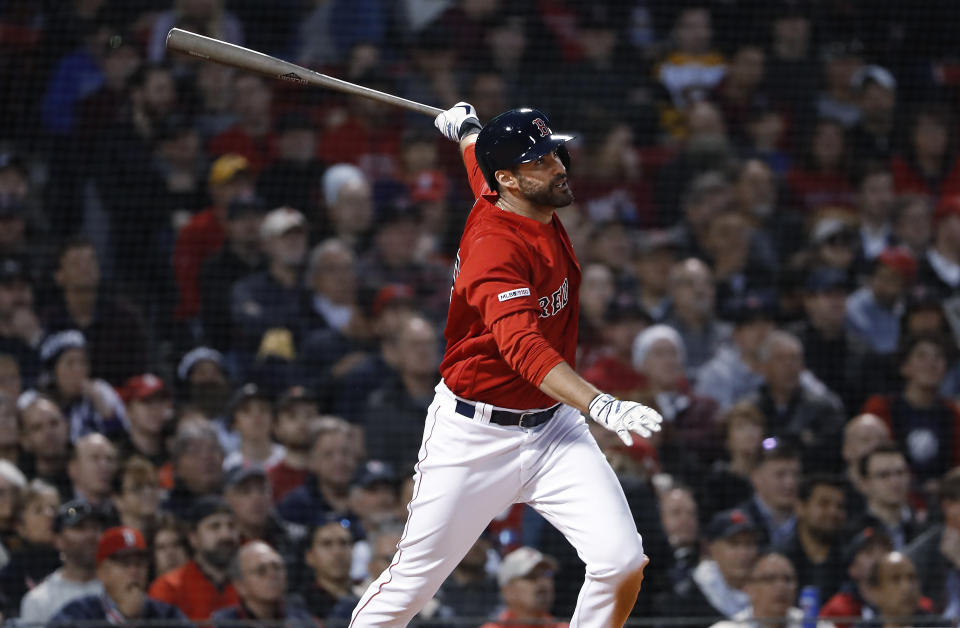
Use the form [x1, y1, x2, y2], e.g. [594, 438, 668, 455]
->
[409, 171, 449, 203]
[370, 283, 416, 318]
[933, 195, 960, 226]
[119, 374, 168, 403]
[876, 246, 918, 280]
[96, 526, 147, 566]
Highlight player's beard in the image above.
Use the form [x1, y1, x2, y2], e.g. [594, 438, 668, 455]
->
[517, 173, 574, 207]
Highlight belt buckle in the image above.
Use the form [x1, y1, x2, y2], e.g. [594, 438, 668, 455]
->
[518, 412, 534, 429]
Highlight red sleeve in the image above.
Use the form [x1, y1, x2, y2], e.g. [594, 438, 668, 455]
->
[148, 574, 176, 604]
[491, 310, 566, 387]
[463, 143, 496, 201]
[460, 231, 542, 325]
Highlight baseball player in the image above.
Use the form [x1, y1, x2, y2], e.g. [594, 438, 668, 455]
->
[350, 103, 663, 628]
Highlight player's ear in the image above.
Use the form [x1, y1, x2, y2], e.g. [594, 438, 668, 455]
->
[495, 169, 517, 192]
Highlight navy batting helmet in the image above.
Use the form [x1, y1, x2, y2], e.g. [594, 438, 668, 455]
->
[475, 108, 574, 192]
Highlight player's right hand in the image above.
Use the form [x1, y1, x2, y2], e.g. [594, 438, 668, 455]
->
[434, 102, 482, 143]
[588, 393, 663, 446]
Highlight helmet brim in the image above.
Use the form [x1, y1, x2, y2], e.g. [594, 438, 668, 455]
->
[514, 134, 575, 166]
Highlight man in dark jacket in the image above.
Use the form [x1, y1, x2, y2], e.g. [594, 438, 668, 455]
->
[49, 526, 190, 627]
[905, 467, 960, 614]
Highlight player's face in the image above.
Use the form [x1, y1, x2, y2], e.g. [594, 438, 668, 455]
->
[513, 149, 574, 207]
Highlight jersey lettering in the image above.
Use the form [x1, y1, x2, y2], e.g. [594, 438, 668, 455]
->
[538, 277, 569, 318]
[532, 118, 550, 137]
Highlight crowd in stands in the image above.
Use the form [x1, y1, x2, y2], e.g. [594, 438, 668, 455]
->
[0, 0, 960, 626]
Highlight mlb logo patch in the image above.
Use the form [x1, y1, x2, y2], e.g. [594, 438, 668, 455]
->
[498, 288, 531, 302]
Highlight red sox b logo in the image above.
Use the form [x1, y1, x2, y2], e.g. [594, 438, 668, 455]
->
[532, 118, 550, 137]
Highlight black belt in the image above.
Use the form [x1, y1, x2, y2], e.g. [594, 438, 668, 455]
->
[455, 399, 560, 429]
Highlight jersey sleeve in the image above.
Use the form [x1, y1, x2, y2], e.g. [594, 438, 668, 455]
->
[459, 231, 540, 325]
[463, 143, 495, 201]
[491, 310, 566, 386]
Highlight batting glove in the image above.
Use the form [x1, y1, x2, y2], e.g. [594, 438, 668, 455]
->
[588, 393, 663, 446]
[434, 102, 482, 142]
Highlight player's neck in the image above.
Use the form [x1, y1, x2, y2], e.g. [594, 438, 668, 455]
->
[496, 196, 553, 224]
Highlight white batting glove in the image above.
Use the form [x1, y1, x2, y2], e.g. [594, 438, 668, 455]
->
[434, 101, 482, 143]
[588, 393, 663, 446]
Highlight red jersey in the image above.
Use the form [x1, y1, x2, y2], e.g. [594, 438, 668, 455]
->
[148, 559, 238, 620]
[439, 144, 581, 410]
[173, 208, 225, 320]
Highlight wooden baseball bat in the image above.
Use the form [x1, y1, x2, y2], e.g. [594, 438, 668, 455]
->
[165, 28, 444, 118]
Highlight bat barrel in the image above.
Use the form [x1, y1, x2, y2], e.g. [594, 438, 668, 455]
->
[165, 28, 443, 118]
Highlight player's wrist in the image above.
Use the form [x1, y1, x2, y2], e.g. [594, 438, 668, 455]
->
[458, 120, 482, 140]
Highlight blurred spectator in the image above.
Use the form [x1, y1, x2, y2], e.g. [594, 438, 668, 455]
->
[695, 291, 775, 410]
[43, 237, 150, 386]
[223, 383, 283, 471]
[400, 23, 461, 127]
[302, 516, 358, 620]
[362, 314, 439, 470]
[712, 43, 766, 146]
[0, 479, 60, 617]
[699, 402, 765, 521]
[19, 500, 104, 625]
[295, 1, 384, 69]
[842, 414, 893, 521]
[854, 165, 898, 266]
[848, 66, 898, 163]
[50, 526, 189, 625]
[861, 333, 960, 484]
[212, 540, 314, 627]
[152, 114, 207, 218]
[39, 330, 126, 441]
[194, 63, 236, 140]
[162, 421, 225, 520]
[631, 324, 720, 466]
[850, 444, 920, 549]
[891, 105, 960, 200]
[634, 231, 678, 321]
[793, 267, 870, 412]
[17, 393, 71, 498]
[278, 416, 360, 528]
[580, 298, 650, 396]
[816, 39, 865, 128]
[222, 466, 305, 576]
[347, 462, 400, 562]
[820, 527, 895, 628]
[656, 7, 726, 129]
[662, 509, 758, 623]
[892, 196, 933, 259]
[738, 438, 801, 548]
[803, 215, 860, 276]
[0, 390, 15, 464]
[68, 432, 118, 509]
[704, 209, 775, 314]
[480, 546, 565, 628]
[659, 484, 700, 588]
[267, 386, 319, 503]
[579, 263, 617, 359]
[257, 111, 325, 216]
[763, 3, 817, 119]
[775, 475, 848, 600]
[320, 164, 374, 252]
[733, 159, 802, 265]
[786, 118, 855, 214]
[176, 346, 232, 423]
[208, 74, 276, 173]
[0, 356, 21, 414]
[116, 374, 172, 465]
[866, 552, 940, 627]
[746, 330, 845, 472]
[918, 196, 960, 298]
[743, 106, 790, 177]
[0, 459, 24, 556]
[905, 467, 960, 614]
[113, 456, 160, 536]
[435, 532, 499, 620]
[663, 258, 732, 379]
[356, 203, 450, 320]
[846, 248, 918, 355]
[0, 161, 39, 270]
[199, 197, 267, 351]
[174, 153, 255, 324]
[149, 496, 240, 621]
[575, 122, 653, 229]
[659, 129, 734, 230]
[299, 240, 373, 392]
[231, 206, 309, 355]
[150, 513, 190, 579]
[0, 257, 42, 383]
[708, 552, 801, 628]
[336, 520, 400, 613]
[148, 0, 244, 63]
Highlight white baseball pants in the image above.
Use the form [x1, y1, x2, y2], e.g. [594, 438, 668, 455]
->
[350, 380, 648, 628]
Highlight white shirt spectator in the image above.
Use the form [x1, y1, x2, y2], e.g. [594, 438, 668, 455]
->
[19, 568, 103, 625]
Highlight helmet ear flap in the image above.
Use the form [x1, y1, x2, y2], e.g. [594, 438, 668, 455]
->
[476, 150, 498, 192]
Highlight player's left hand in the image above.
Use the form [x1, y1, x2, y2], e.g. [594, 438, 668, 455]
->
[588, 393, 663, 446]
[434, 102, 482, 143]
